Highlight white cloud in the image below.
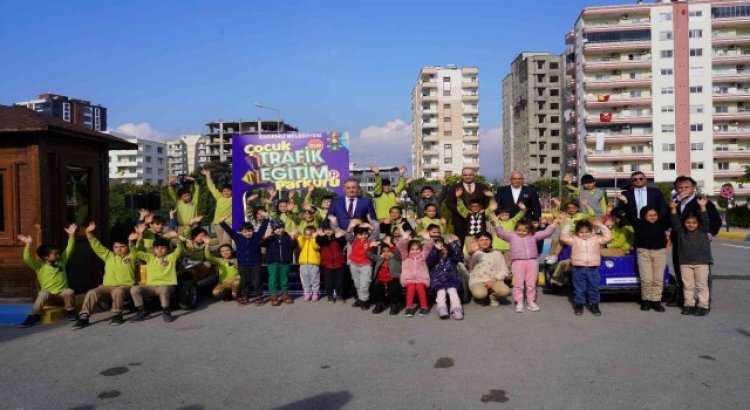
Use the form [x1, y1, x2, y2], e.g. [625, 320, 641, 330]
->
[112, 122, 169, 141]
[479, 126, 503, 181]
[350, 119, 413, 169]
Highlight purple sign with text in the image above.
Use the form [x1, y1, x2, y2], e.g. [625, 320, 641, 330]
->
[232, 132, 350, 228]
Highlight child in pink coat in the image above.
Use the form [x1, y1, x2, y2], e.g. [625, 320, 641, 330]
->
[559, 219, 612, 316]
[397, 235, 434, 317]
[496, 211, 559, 313]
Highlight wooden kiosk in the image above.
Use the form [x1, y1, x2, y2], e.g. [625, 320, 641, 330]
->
[0, 105, 136, 301]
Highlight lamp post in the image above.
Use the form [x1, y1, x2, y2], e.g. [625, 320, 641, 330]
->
[254, 103, 282, 133]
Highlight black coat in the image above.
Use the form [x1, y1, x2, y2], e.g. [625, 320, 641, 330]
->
[442, 182, 491, 234]
[495, 185, 542, 222]
[619, 187, 667, 221]
[676, 196, 722, 236]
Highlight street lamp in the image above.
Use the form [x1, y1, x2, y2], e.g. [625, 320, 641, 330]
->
[254, 102, 282, 133]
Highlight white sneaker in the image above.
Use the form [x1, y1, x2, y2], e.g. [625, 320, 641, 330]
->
[489, 294, 499, 307]
[527, 303, 540, 312]
[515, 303, 524, 313]
[545, 255, 558, 265]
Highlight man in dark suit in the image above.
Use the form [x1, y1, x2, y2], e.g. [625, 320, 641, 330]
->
[670, 175, 722, 308]
[617, 171, 667, 221]
[495, 171, 542, 222]
[442, 167, 490, 245]
[327, 178, 377, 229]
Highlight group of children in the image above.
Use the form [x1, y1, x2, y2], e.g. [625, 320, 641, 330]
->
[16, 169, 715, 329]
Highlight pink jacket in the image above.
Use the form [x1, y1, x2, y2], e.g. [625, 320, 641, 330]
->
[559, 224, 612, 267]
[397, 239, 434, 287]
[495, 224, 556, 261]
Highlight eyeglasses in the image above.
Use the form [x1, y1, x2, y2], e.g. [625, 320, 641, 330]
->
[632, 177, 645, 181]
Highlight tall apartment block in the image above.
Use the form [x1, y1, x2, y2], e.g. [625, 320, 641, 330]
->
[205, 120, 298, 162]
[502, 53, 568, 181]
[569, 0, 750, 198]
[167, 134, 209, 177]
[15, 93, 107, 131]
[412, 65, 480, 179]
[107, 131, 168, 185]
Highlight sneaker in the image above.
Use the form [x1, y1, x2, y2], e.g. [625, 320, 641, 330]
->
[360, 300, 371, 311]
[18, 314, 41, 328]
[451, 307, 464, 320]
[162, 310, 175, 323]
[640, 301, 651, 311]
[64, 310, 79, 321]
[110, 314, 124, 326]
[418, 307, 430, 317]
[489, 294, 499, 307]
[574, 304, 584, 316]
[303, 293, 311, 301]
[236, 296, 250, 306]
[590, 304, 602, 316]
[372, 303, 386, 314]
[352, 299, 363, 308]
[389, 304, 401, 315]
[651, 301, 665, 312]
[311, 294, 319, 302]
[545, 255, 558, 265]
[693, 307, 709, 317]
[72, 315, 89, 330]
[437, 306, 449, 320]
[681, 306, 695, 315]
[328, 296, 335, 303]
[515, 303, 524, 313]
[404, 307, 416, 317]
[131, 309, 148, 322]
[270, 295, 280, 306]
[282, 294, 294, 304]
[254, 296, 265, 306]
[527, 303, 540, 312]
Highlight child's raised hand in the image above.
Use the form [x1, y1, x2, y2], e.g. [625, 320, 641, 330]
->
[483, 189, 494, 198]
[166, 230, 179, 239]
[369, 164, 379, 174]
[307, 182, 316, 192]
[184, 176, 195, 182]
[64, 224, 78, 236]
[190, 215, 203, 226]
[246, 193, 259, 202]
[590, 217, 602, 226]
[134, 223, 147, 235]
[445, 234, 459, 243]
[468, 241, 479, 254]
[439, 217, 447, 226]
[455, 187, 463, 198]
[551, 197, 561, 207]
[406, 177, 414, 186]
[288, 190, 296, 200]
[168, 208, 176, 219]
[138, 208, 150, 220]
[200, 169, 210, 177]
[669, 201, 678, 212]
[334, 229, 346, 238]
[398, 166, 407, 176]
[518, 201, 526, 210]
[17, 234, 32, 246]
[617, 193, 628, 204]
[85, 221, 97, 234]
[563, 173, 574, 184]
[168, 175, 177, 185]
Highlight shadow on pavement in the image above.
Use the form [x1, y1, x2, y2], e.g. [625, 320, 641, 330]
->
[272, 390, 353, 410]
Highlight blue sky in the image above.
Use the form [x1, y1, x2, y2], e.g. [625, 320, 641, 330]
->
[0, 0, 625, 179]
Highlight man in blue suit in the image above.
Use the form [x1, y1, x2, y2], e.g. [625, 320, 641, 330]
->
[327, 178, 377, 229]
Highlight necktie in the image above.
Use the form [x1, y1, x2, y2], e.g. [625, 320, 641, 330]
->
[348, 198, 354, 218]
[467, 184, 473, 194]
[637, 190, 645, 214]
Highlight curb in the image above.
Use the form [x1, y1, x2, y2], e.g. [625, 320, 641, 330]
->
[716, 231, 750, 242]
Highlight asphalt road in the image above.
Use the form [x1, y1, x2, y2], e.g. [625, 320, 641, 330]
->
[1, 239, 749, 410]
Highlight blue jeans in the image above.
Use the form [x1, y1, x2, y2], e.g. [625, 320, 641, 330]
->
[572, 266, 600, 305]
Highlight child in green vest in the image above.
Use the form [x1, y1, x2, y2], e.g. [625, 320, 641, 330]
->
[201, 169, 233, 245]
[204, 245, 240, 300]
[131, 227, 183, 323]
[372, 165, 407, 220]
[17, 224, 79, 328]
[168, 175, 201, 237]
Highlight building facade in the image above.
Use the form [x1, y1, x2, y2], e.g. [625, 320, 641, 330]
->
[502, 53, 567, 181]
[167, 134, 209, 177]
[412, 65, 480, 180]
[15, 93, 107, 131]
[570, 0, 750, 198]
[107, 131, 168, 185]
[205, 120, 298, 163]
[349, 164, 402, 196]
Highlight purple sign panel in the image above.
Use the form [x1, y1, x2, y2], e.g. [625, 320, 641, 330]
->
[232, 132, 350, 228]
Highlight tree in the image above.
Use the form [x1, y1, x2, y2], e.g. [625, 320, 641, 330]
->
[654, 182, 673, 206]
[108, 182, 172, 241]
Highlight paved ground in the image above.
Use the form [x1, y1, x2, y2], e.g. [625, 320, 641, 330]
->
[1, 239, 749, 410]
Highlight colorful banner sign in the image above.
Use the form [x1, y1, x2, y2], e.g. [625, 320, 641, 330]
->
[231, 132, 350, 227]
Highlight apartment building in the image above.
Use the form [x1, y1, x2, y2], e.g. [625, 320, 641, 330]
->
[15, 93, 107, 131]
[205, 120, 298, 162]
[569, 0, 750, 198]
[412, 65, 480, 179]
[349, 164, 402, 196]
[502, 53, 567, 181]
[107, 131, 168, 185]
[167, 134, 209, 177]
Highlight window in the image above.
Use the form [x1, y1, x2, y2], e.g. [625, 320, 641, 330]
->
[550, 103, 559, 109]
[662, 162, 676, 170]
[690, 86, 703, 93]
[690, 124, 704, 132]
[145, 145, 152, 153]
[537, 74, 546, 82]
[443, 90, 451, 96]
[631, 145, 645, 153]
[716, 124, 729, 132]
[0, 172, 5, 232]
[551, 143, 560, 150]
[157, 147, 164, 154]
[444, 117, 451, 123]
[715, 105, 729, 113]
[551, 157, 560, 164]
[65, 167, 90, 226]
[630, 90, 643, 98]
[660, 68, 674, 75]
[689, 10, 703, 18]
[550, 89, 559, 97]
[662, 124, 675, 133]
[691, 162, 704, 170]
[659, 31, 673, 41]
[537, 88, 545, 96]
[551, 129, 560, 137]
[145, 167, 153, 174]
[689, 29, 703, 38]
[157, 158, 164, 165]
[550, 76, 559, 83]
[690, 105, 705, 114]
[444, 157, 452, 164]
[689, 48, 703, 57]
[689, 66, 704, 76]
[716, 144, 729, 151]
[717, 162, 730, 170]
[551, 116, 560, 123]
[443, 77, 450, 82]
[658, 12, 672, 22]
[661, 50, 673, 58]
[661, 105, 674, 113]
[691, 142, 704, 151]
[662, 143, 676, 152]
[444, 130, 452, 137]
[444, 144, 452, 150]
[443, 103, 451, 109]
[661, 87, 674, 95]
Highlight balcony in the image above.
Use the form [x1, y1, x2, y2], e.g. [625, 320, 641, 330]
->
[423, 163, 440, 170]
[462, 94, 479, 102]
[713, 92, 750, 103]
[590, 170, 654, 179]
[713, 130, 750, 140]
[583, 59, 651, 71]
[585, 96, 652, 108]
[462, 122, 480, 129]
[583, 40, 651, 53]
[422, 134, 439, 143]
[712, 53, 750, 65]
[421, 81, 438, 89]
[422, 121, 438, 129]
[462, 67, 478, 75]
[463, 135, 479, 143]
[462, 81, 479, 89]
[712, 73, 750, 83]
[712, 17, 750, 29]
[712, 35, 750, 46]
[565, 30, 576, 44]
[585, 78, 651, 90]
[421, 108, 437, 116]
[586, 115, 652, 126]
[463, 163, 480, 169]
[713, 150, 750, 159]
[713, 112, 750, 122]
[463, 106, 479, 114]
[422, 149, 439, 157]
[586, 150, 653, 162]
[585, 133, 653, 144]
[712, 170, 747, 178]
[422, 94, 438, 102]
[462, 149, 480, 156]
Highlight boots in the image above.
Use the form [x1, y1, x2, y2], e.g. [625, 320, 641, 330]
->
[282, 293, 294, 304]
[270, 295, 280, 306]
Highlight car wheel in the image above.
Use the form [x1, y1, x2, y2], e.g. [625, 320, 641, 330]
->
[178, 279, 200, 310]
